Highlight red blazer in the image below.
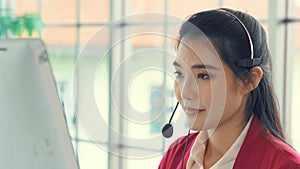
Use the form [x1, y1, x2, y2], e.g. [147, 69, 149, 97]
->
[158, 116, 300, 169]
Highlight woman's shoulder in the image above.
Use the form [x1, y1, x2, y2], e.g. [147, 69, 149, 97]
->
[265, 133, 300, 167]
[255, 118, 300, 165]
[235, 116, 300, 168]
[261, 137, 300, 168]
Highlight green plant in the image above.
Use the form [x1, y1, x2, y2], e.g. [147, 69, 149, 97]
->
[0, 13, 44, 38]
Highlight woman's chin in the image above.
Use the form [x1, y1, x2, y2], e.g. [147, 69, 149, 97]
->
[187, 121, 203, 131]
[187, 120, 215, 131]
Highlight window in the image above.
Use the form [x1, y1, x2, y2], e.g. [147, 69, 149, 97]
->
[7, 0, 300, 168]
[290, 0, 300, 152]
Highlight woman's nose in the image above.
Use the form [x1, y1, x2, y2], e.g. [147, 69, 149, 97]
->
[180, 76, 198, 100]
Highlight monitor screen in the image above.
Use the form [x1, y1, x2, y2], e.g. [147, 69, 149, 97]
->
[0, 39, 79, 169]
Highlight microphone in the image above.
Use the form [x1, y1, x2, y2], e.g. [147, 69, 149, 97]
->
[162, 102, 179, 138]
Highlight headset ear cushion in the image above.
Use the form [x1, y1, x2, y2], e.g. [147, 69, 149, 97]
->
[237, 58, 261, 67]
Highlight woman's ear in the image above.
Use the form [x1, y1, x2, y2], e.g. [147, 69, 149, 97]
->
[244, 66, 263, 93]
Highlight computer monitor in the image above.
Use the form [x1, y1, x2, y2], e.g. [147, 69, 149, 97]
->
[0, 39, 79, 169]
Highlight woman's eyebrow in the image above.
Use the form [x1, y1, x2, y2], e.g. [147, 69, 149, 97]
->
[173, 61, 218, 70]
[191, 64, 218, 70]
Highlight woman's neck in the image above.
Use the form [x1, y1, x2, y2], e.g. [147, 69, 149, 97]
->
[203, 112, 249, 169]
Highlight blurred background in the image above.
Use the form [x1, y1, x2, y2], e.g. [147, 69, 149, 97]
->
[1, 0, 300, 169]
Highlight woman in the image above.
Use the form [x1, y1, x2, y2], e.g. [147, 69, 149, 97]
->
[159, 8, 300, 169]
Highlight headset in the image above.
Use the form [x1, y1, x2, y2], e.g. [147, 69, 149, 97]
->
[218, 9, 261, 68]
[161, 9, 261, 169]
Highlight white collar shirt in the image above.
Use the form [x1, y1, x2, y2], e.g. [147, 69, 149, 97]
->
[186, 115, 253, 169]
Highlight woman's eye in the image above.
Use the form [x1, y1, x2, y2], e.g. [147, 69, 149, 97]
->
[198, 73, 209, 80]
[174, 71, 183, 78]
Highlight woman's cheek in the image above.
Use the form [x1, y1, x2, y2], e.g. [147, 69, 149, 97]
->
[174, 81, 181, 101]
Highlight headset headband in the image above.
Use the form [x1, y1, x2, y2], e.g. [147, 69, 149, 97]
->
[218, 9, 261, 67]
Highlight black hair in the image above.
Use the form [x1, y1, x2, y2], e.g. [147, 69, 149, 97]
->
[176, 8, 285, 142]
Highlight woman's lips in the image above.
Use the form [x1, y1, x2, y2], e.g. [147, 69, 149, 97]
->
[184, 107, 205, 115]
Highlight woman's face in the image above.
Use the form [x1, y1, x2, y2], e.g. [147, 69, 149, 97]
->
[174, 37, 248, 131]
